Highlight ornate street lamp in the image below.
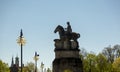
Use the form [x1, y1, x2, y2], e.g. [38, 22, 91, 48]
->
[17, 29, 26, 72]
[41, 62, 44, 72]
[34, 52, 39, 72]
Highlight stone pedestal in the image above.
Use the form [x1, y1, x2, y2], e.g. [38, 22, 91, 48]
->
[53, 48, 83, 72]
[53, 58, 83, 72]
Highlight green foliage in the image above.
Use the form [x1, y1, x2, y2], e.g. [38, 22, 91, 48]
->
[47, 68, 52, 72]
[102, 45, 120, 63]
[96, 53, 107, 72]
[26, 62, 34, 71]
[64, 69, 72, 72]
[18, 62, 35, 72]
[83, 53, 98, 72]
[81, 45, 120, 72]
[0, 59, 10, 72]
[24, 62, 35, 72]
[112, 57, 120, 72]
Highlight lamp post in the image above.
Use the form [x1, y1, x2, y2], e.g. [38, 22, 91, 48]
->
[34, 52, 39, 72]
[41, 62, 44, 72]
[17, 29, 26, 72]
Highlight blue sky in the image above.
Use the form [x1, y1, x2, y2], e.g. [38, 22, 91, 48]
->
[0, 0, 120, 69]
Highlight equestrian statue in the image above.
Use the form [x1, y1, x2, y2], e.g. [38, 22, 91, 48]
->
[54, 22, 80, 49]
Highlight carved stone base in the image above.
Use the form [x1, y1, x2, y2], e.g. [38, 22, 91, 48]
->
[54, 39, 79, 49]
[54, 48, 80, 58]
[53, 58, 83, 72]
[53, 48, 83, 72]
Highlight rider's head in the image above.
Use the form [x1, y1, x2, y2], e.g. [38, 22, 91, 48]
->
[67, 22, 70, 26]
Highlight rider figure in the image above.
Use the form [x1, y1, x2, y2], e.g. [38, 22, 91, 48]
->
[66, 21, 72, 34]
[65, 21, 72, 41]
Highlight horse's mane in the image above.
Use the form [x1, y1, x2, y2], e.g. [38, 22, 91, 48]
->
[57, 25, 64, 32]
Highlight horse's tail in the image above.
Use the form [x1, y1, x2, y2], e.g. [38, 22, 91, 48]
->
[77, 33, 80, 38]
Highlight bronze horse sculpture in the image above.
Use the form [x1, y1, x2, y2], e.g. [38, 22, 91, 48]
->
[54, 25, 80, 41]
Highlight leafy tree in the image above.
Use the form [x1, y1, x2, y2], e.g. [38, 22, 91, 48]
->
[23, 67, 29, 72]
[27, 62, 34, 71]
[24, 62, 35, 72]
[83, 58, 89, 72]
[79, 48, 88, 60]
[81, 44, 120, 72]
[102, 45, 120, 63]
[47, 68, 52, 72]
[102, 45, 115, 63]
[83, 53, 97, 72]
[96, 53, 108, 72]
[113, 45, 120, 58]
[0, 59, 10, 72]
[112, 57, 120, 72]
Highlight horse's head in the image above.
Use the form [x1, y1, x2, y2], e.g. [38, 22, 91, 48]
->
[54, 25, 64, 33]
[54, 25, 65, 39]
